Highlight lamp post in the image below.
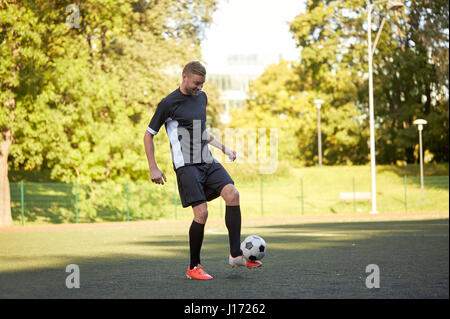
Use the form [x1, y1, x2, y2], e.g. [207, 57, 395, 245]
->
[413, 119, 427, 199]
[366, 0, 404, 214]
[314, 99, 324, 166]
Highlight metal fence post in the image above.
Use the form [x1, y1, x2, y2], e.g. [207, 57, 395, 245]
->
[75, 181, 79, 223]
[260, 177, 264, 216]
[353, 176, 356, 214]
[126, 181, 130, 222]
[173, 180, 177, 219]
[301, 178, 304, 216]
[20, 181, 24, 226]
[404, 175, 407, 213]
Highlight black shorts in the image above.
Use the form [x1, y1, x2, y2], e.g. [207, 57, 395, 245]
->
[175, 161, 234, 208]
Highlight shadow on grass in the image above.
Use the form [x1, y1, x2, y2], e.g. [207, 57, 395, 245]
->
[0, 219, 448, 299]
[252, 218, 449, 232]
[377, 163, 449, 177]
[377, 163, 449, 191]
[8, 169, 55, 183]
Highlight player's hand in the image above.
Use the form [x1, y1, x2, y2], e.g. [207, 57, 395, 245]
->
[150, 168, 167, 185]
[224, 147, 237, 162]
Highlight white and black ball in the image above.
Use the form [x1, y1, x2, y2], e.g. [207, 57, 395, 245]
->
[240, 235, 266, 261]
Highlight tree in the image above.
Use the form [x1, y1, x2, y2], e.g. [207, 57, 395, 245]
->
[289, 0, 448, 164]
[0, 0, 218, 226]
[375, 0, 449, 163]
[1, 2, 49, 226]
[232, 0, 370, 166]
[230, 61, 312, 164]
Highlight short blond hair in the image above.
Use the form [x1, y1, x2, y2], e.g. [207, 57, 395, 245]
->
[182, 61, 206, 77]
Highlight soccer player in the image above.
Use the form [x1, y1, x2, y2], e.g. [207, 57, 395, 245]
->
[144, 61, 262, 280]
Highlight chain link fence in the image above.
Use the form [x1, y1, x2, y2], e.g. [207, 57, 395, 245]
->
[9, 175, 449, 225]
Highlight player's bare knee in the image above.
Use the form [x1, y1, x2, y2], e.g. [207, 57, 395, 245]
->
[195, 210, 208, 224]
[193, 205, 208, 224]
[223, 186, 239, 205]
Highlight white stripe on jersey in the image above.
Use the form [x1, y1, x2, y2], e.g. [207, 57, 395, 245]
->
[146, 127, 158, 135]
[165, 118, 185, 169]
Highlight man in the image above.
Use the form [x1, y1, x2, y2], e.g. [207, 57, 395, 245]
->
[143, 61, 262, 280]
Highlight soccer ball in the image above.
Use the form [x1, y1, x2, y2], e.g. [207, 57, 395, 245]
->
[240, 235, 266, 261]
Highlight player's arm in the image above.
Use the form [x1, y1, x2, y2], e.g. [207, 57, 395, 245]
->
[144, 130, 167, 185]
[205, 130, 236, 161]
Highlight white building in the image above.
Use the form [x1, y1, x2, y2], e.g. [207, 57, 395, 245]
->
[206, 52, 287, 123]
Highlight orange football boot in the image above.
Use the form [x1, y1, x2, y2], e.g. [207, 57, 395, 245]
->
[186, 265, 213, 280]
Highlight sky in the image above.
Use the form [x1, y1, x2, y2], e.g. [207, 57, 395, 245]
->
[201, 0, 306, 73]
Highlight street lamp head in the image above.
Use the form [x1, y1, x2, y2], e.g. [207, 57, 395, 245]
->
[313, 99, 324, 109]
[413, 119, 427, 131]
[387, 0, 404, 11]
[413, 119, 427, 125]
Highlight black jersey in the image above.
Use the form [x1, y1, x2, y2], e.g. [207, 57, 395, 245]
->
[147, 88, 214, 170]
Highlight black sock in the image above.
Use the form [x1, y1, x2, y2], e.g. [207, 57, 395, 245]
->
[225, 205, 242, 257]
[189, 220, 205, 269]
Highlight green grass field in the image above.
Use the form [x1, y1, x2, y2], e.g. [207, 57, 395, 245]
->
[1, 214, 448, 299]
[3, 164, 448, 300]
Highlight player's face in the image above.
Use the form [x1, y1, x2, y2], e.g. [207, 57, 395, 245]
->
[182, 73, 205, 96]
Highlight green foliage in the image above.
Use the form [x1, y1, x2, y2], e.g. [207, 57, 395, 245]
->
[2, 0, 448, 201]
[230, 61, 305, 163]
[231, 58, 368, 165]
[287, 0, 449, 164]
[2, 0, 220, 185]
[236, 0, 448, 167]
[371, 0, 449, 163]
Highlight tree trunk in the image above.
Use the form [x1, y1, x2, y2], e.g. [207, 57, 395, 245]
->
[0, 128, 13, 227]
